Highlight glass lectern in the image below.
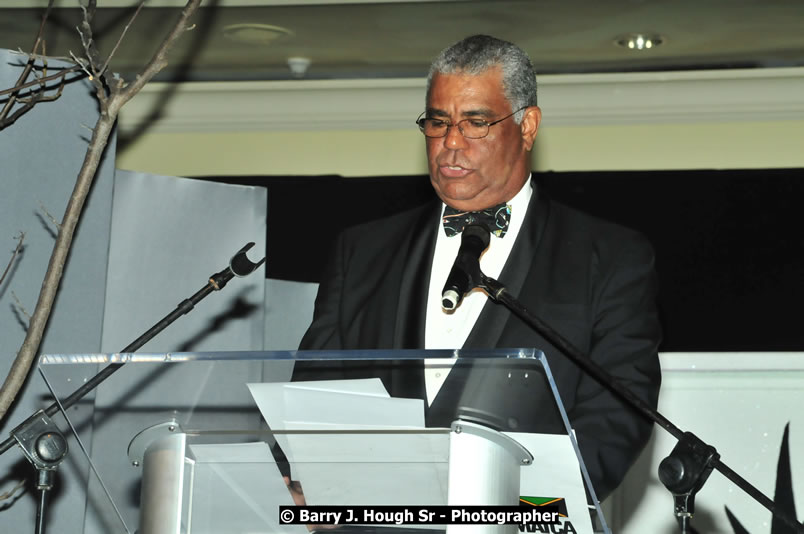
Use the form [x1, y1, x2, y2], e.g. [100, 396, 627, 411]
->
[37, 349, 605, 534]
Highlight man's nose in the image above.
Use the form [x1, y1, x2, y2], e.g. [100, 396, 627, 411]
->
[443, 123, 468, 150]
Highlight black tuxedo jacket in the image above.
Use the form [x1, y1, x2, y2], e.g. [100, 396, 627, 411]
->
[296, 183, 661, 500]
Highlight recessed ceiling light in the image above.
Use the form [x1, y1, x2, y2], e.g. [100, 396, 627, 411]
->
[222, 24, 294, 46]
[615, 33, 665, 51]
[287, 57, 312, 78]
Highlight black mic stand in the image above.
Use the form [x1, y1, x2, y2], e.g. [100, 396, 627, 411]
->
[474, 267, 803, 534]
[0, 242, 265, 534]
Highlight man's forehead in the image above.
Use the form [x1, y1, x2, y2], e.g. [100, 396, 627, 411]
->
[426, 69, 508, 116]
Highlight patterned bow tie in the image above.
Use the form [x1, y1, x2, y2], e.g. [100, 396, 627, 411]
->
[442, 203, 511, 238]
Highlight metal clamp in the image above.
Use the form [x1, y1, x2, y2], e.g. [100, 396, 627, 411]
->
[11, 410, 68, 490]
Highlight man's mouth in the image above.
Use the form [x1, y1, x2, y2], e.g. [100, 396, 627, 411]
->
[439, 165, 472, 178]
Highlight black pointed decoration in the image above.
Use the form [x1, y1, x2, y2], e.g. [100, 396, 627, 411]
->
[725, 506, 752, 534]
[771, 423, 797, 534]
[724, 422, 799, 534]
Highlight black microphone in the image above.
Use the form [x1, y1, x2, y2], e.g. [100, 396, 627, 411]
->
[441, 224, 491, 310]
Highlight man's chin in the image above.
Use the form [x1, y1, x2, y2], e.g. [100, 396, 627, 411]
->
[438, 194, 494, 213]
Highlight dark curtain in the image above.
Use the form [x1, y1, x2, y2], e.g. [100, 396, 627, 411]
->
[204, 168, 804, 352]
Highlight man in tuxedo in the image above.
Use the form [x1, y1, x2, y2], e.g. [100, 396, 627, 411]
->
[295, 35, 661, 501]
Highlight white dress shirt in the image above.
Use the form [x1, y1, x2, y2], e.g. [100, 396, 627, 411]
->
[423, 177, 533, 405]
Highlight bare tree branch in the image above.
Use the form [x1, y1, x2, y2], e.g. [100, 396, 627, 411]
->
[11, 292, 31, 324]
[0, 99, 38, 130]
[0, 0, 203, 424]
[0, 479, 26, 502]
[0, 232, 25, 288]
[116, 0, 201, 106]
[39, 202, 62, 231]
[0, 0, 57, 126]
[77, 1, 102, 79]
[68, 51, 94, 79]
[20, 80, 66, 106]
[16, 59, 68, 107]
[99, 0, 146, 78]
[1, 61, 73, 129]
[30, 0, 56, 54]
[0, 65, 82, 98]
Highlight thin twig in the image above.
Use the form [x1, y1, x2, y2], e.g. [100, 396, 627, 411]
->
[117, 0, 203, 104]
[39, 202, 62, 230]
[0, 99, 38, 129]
[99, 0, 147, 78]
[75, 29, 99, 79]
[0, 0, 55, 123]
[1, 56, 62, 128]
[0, 232, 25, 288]
[31, 0, 56, 55]
[69, 51, 94, 79]
[0, 65, 82, 98]
[1, 70, 65, 129]
[0, 479, 27, 502]
[8, 48, 83, 63]
[16, 57, 66, 106]
[19, 81, 65, 105]
[75, 1, 109, 104]
[0, 57, 37, 124]
[11, 292, 32, 323]
[77, 0, 102, 79]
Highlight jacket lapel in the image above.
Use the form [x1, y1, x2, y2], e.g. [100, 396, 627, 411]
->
[392, 201, 441, 349]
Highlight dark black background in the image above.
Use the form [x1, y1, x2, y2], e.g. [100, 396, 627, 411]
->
[207, 168, 804, 352]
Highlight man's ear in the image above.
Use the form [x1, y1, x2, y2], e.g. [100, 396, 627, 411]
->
[520, 106, 542, 151]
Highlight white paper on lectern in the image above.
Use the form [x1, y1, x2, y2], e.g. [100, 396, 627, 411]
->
[505, 432, 594, 534]
[247, 379, 425, 454]
[247, 378, 404, 432]
[248, 380, 448, 508]
[283, 386, 424, 427]
[186, 442, 306, 534]
[286, 378, 391, 397]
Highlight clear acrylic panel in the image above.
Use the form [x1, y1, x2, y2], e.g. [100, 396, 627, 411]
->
[36, 349, 605, 534]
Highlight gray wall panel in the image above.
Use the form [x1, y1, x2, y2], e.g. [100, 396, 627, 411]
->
[262, 278, 318, 382]
[83, 171, 267, 533]
[101, 170, 267, 354]
[0, 49, 115, 533]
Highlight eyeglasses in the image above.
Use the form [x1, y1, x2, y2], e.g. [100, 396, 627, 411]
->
[415, 107, 528, 139]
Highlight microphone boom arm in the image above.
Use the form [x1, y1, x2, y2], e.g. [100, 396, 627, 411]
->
[477, 271, 803, 533]
[1, 242, 265, 456]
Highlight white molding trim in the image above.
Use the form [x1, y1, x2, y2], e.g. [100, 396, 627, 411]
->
[659, 352, 804, 372]
[118, 67, 804, 135]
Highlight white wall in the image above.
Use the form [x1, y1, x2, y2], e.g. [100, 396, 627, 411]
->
[116, 68, 804, 177]
[611, 353, 804, 534]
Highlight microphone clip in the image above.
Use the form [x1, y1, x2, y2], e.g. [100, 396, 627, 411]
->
[441, 224, 491, 311]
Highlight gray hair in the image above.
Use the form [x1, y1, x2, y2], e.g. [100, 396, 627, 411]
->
[426, 35, 538, 123]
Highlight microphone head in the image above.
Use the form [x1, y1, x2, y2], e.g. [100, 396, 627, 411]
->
[442, 289, 460, 311]
[440, 224, 490, 312]
[463, 224, 491, 248]
[462, 224, 491, 260]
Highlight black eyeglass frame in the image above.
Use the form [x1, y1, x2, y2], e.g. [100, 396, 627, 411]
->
[415, 106, 529, 139]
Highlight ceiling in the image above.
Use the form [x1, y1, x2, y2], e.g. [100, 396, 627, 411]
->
[1, 0, 803, 83]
